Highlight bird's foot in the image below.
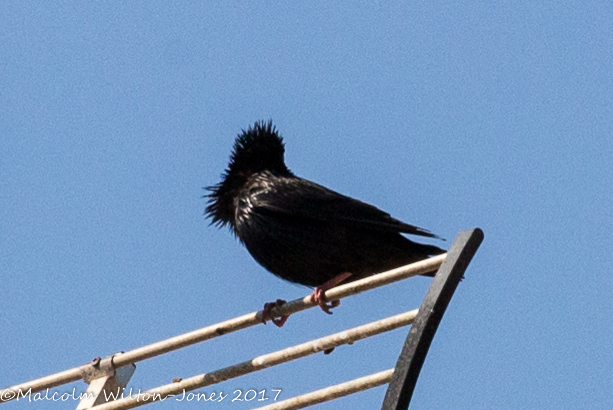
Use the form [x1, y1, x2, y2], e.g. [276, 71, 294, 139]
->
[262, 299, 289, 327]
[310, 288, 341, 314]
[310, 272, 352, 314]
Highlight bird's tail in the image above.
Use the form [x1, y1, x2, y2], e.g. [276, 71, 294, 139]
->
[414, 242, 446, 277]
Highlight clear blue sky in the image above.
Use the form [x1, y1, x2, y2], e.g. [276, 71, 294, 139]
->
[1, 2, 612, 409]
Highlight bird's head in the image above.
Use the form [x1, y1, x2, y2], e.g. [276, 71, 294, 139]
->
[205, 120, 292, 229]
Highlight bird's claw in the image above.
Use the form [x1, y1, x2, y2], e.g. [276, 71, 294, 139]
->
[310, 288, 340, 314]
[262, 299, 289, 327]
[309, 272, 351, 314]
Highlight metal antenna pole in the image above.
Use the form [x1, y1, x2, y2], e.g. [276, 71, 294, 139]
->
[381, 228, 484, 410]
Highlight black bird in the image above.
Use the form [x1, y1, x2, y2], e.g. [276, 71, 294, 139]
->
[206, 121, 445, 326]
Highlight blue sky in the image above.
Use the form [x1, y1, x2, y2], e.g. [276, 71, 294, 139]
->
[1, 2, 612, 409]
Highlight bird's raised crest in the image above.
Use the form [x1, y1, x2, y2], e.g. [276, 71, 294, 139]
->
[228, 120, 289, 176]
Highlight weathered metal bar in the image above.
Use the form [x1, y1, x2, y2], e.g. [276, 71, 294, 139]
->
[252, 369, 394, 410]
[112, 254, 443, 369]
[88, 310, 419, 410]
[0, 367, 84, 401]
[381, 228, 484, 410]
[1, 254, 444, 402]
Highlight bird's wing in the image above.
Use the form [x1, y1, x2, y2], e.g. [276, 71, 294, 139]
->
[249, 177, 441, 239]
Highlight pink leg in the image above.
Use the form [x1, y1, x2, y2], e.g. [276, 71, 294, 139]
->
[310, 272, 352, 314]
[262, 299, 289, 327]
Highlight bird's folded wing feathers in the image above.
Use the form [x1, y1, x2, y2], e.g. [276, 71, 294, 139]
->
[250, 177, 441, 239]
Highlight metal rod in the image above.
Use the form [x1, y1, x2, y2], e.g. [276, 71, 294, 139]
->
[381, 228, 484, 410]
[113, 253, 443, 369]
[89, 310, 419, 410]
[252, 369, 394, 410]
[1, 254, 444, 402]
[0, 367, 84, 401]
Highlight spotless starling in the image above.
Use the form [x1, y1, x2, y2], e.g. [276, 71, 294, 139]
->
[205, 121, 444, 326]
